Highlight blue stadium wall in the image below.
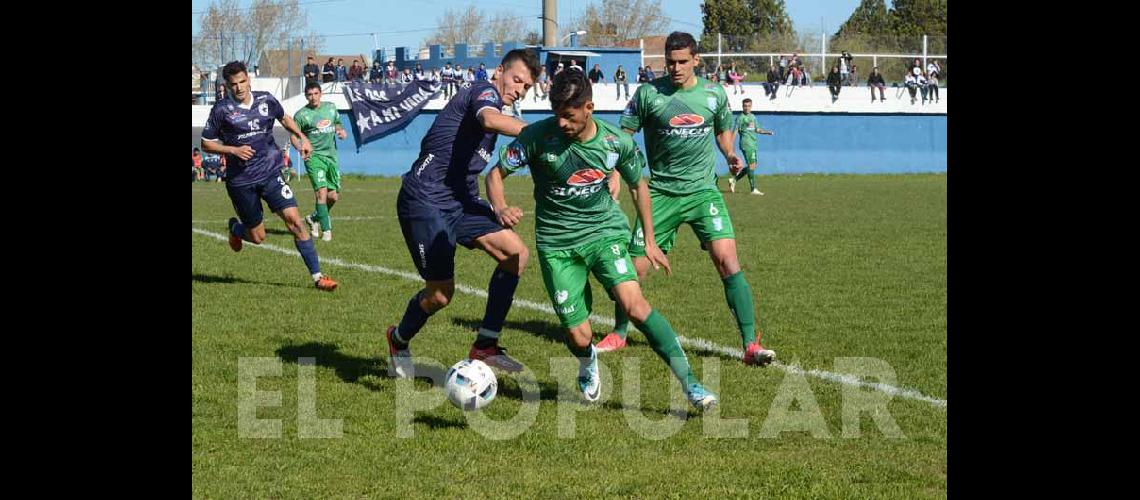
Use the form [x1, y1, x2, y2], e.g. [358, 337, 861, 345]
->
[291, 111, 946, 176]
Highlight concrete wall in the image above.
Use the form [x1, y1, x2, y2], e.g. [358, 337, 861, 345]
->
[280, 110, 945, 177]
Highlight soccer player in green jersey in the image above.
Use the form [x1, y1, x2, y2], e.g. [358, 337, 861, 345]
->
[485, 70, 718, 409]
[602, 32, 776, 366]
[727, 98, 774, 195]
[292, 82, 347, 242]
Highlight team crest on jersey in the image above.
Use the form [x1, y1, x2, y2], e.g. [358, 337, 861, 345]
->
[668, 114, 705, 128]
[316, 119, 332, 129]
[477, 88, 499, 103]
[259, 102, 269, 116]
[545, 152, 558, 162]
[567, 169, 605, 186]
[505, 144, 526, 168]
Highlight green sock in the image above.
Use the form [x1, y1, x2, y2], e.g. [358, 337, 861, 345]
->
[636, 309, 698, 387]
[748, 170, 757, 191]
[316, 203, 331, 231]
[723, 271, 757, 347]
[612, 301, 630, 337]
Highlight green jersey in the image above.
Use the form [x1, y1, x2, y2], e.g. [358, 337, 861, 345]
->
[619, 76, 732, 196]
[293, 102, 342, 158]
[736, 112, 758, 151]
[498, 117, 645, 251]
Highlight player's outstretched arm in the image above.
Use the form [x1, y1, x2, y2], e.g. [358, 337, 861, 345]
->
[485, 166, 524, 228]
[477, 108, 527, 137]
[279, 115, 313, 160]
[630, 178, 670, 275]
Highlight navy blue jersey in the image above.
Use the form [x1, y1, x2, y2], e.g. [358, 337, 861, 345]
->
[400, 80, 502, 210]
[202, 91, 286, 187]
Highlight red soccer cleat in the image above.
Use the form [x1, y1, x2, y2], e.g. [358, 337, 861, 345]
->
[469, 344, 524, 372]
[314, 275, 338, 291]
[744, 334, 776, 367]
[596, 333, 628, 353]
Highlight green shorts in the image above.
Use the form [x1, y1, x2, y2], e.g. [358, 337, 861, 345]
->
[538, 234, 638, 328]
[305, 154, 341, 192]
[630, 189, 735, 256]
[742, 147, 757, 166]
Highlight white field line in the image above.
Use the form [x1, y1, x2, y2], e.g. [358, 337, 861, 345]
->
[192, 227, 947, 409]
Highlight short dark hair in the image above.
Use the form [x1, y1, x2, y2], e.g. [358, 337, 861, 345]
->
[305, 82, 321, 93]
[500, 48, 541, 80]
[665, 31, 698, 56]
[742, 98, 752, 104]
[549, 67, 592, 110]
[222, 61, 248, 82]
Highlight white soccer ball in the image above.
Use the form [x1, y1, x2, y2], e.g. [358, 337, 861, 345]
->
[445, 359, 497, 411]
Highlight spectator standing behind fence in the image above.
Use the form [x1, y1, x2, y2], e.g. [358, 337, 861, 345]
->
[335, 58, 348, 83]
[778, 55, 788, 80]
[304, 56, 320, 87]
[569, 59, 583, 72]
[925, 60, 941, 103]
[193, 147, 204, 181]
[385, 61, 398, 84]
[476, 63, 488, 81]
[614, 65, 629, 100]
[413, 63, 425, 81]
[454, 64, 464, 88]
[763, 65, 780, 100]
[370, 61, 383, 84]
[441, 63, 454, 98]
[786, 64, 801, 86]
[464, 67, 476, 87]
[534, 66, 549, 101]
[905, 70, 920, 104]
[349, 59, 365, 82]
[729, 63, 745, 95]
[912, 58, 923, 77]
[839, 56, 849, 86]
[868, 66, 886, 102]
[827, 65, 842, 103]
[849, 64, 858, 87]
[400, 67, 414, 88]
[199, 72, 211, 105]
[322, 58, 335, 83]
[588, 63, 604, 85]
[917, 71, 930, 104]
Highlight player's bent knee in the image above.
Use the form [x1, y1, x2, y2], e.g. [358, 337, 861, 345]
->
[623, 297, 652, 323]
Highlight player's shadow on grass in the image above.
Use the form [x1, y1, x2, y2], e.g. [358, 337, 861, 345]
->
[450, 317, 648, 349]
[413, 414, 466, 430]
[275, 341, 443, 391]
[192, 272, 300, 288]
[275, 341, 560, 402]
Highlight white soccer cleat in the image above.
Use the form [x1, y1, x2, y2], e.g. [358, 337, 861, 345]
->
[322, 230, 332, 242]
[306, 214, 321, 238]
[577, 345, 601, 403]
[751, 189, 764, 196]
[728, 176, 736, 193]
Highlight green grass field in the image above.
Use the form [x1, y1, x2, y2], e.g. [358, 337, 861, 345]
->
[192, 174, 946, 498]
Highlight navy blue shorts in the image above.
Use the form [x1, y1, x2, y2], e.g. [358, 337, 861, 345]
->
[397, 190, 506, 281]
[225, 174, 298, 228]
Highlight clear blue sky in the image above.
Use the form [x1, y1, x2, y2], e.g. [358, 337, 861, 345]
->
[192, 0, 863, 57]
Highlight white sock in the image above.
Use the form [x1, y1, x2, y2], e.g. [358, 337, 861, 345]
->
[311, 272, 323, 282]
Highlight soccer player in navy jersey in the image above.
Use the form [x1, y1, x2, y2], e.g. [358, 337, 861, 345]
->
[201, 61, 337, 291]
[386, 49, 541, 377]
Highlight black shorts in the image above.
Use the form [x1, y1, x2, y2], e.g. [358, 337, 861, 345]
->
[396, 189, 506, 281]
[225, 174, 298, 228]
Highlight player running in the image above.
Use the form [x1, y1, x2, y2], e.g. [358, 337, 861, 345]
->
[485, 69, 718, 409]
[599, 32, 774, 366]
[292, 82, 347, 242]
[386, 49, 541, 377]
[200, 61, 337, 291]
[727, 98, 774, 195]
